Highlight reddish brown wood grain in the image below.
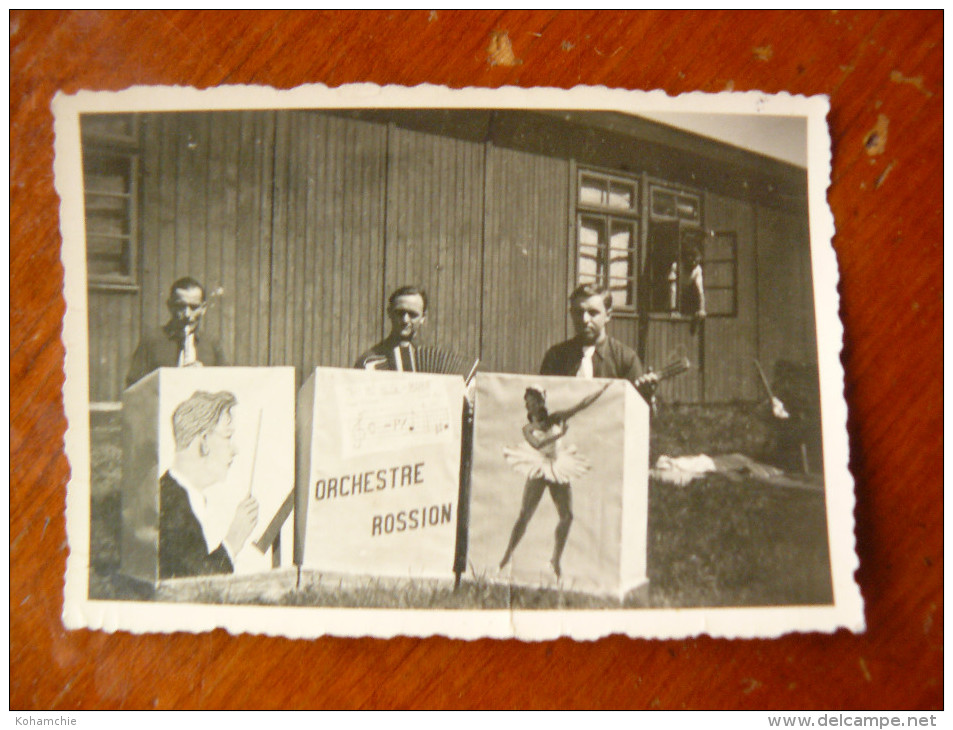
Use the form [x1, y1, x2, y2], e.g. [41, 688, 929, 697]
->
[10, 10, 942, 710]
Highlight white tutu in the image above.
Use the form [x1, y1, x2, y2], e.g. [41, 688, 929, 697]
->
[502, 442, 590, 484]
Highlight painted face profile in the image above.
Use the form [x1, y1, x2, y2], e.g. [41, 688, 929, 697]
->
[203, 411, 237, 484]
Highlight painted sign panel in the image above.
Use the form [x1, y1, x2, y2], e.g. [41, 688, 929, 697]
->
[297, 367, 465, 579]
[121, 367, 295, 583]
[467, 372, 650, 599]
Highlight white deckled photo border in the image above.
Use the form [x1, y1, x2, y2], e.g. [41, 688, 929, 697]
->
[55, 83, 863, 640]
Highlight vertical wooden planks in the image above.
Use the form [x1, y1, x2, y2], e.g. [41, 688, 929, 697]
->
[328, 114, 345, 365]
[537, 149, 572, 367]
[313, 113, 334, 366]
[366, 117, 389, 360]
[608, 316, 640, 357]
[385, 127, 415, 311]
[485, 144, 514, 371]
[265, 111, 387, 378]
[217, 111, 239, 364]
[645, 318, 698, 403]
[756, 205, 817, 377]
[702, 191, 758, 403]
[460, 138, 486, 369]
[118, 291, 136, 398]
[257, 109, 275, 367]
[172, 113, 193, 279]
[290, 111, 308, 379]
[433, 129, 448, 342]
[269, 110, 290, 369]
[156, 113, 178, 325]
[86, 291, 104, 402]
[335, 114, 388, 369]
[87, 290, 138, 402]
[257, 111, 276, 366]
[232, 110, 257, 366]
[383, 125, 485, 366]
[795, 209, 815, 364]
[301, 112, 318, 374]
[482, 145, 570, 374]
[340, 117, 359, 365]
[138, 113, 161, 337]
[189, 112, 209, 287]
[204, 111, 225, 356]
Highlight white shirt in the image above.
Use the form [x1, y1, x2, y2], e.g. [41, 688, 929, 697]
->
[392, 342, 417, 372]
[577, 345, 596, 379]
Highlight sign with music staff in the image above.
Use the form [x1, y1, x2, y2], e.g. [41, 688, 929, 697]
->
[120, 367, 296, 584]
[296, 367, 465, 579]
[337, 375, 454, 458]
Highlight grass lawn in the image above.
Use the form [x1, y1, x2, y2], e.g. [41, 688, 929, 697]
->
[87, 403, 833, 609]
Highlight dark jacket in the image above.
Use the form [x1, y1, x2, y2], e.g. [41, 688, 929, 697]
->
[126, 321, 227, 388]
[158, 471, 233, 579]
[540, 335, 645, 383]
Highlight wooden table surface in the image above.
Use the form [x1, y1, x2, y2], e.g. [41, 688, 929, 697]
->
[10, 10, 942, 710]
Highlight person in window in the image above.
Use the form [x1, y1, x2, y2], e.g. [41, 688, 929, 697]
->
[498, 383, 609, 578]
[354, 285, 429, 371]
[668, 261, 679, 315]
[159, 390, 258, 579]
[540, 282, 658, 401]
[684, 248, 706, 334]
[126, 277, 227, 388]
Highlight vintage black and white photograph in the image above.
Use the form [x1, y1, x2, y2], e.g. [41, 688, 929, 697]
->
[56, 84, 861, 639]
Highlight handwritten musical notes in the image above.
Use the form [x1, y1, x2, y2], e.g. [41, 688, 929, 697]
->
[339, 375, 453, 457]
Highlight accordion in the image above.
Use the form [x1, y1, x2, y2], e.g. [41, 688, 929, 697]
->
[363, 344, 477, 380]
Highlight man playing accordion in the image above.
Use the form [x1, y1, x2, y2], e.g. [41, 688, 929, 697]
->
[354, 285, 430, 372]
[354, 285, 470, 376]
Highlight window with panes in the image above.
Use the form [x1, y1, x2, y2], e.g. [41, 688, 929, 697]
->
[645, 185, 738, 317]
[646, 185, 705, 315]
[575, 170, 640, 312]
[81, 114, 139, 289]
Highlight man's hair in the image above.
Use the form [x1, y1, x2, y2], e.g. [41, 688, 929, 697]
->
[387, 285, 428, 312]
[171, 390, 237, 451]
[569, 282, 613, 312]
[169, 276, 206, 301]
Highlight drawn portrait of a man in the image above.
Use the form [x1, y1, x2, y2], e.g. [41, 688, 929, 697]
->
[158, 390, 259, 579]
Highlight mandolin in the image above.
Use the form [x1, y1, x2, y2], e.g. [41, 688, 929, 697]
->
[634, 356, 692, 391]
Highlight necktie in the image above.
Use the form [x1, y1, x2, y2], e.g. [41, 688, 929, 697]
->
[179, 331, 197, 367]
[577, 346, 595, 378]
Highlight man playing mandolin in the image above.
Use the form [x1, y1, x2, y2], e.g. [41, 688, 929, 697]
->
[541, 282, 661, 400]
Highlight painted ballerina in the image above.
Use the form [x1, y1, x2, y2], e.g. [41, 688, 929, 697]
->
[499, 382, 611, 578]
